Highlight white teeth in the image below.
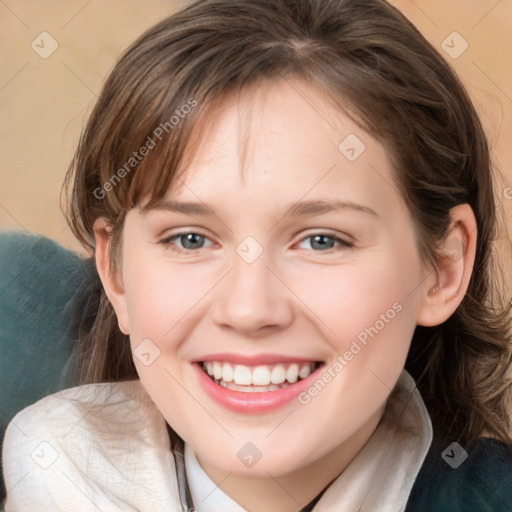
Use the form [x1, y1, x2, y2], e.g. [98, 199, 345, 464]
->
[233, 365, 252, 385]
[270, 364, 286, 384]
[222, 382, 283, 393]
[286, 364, 299, 383]
[252, 366, 271, 386]
[299, 363, 312, 379]
[213, 362, 223, 380]
[203, 361, 317, 388]
[222, 362, 234, 382]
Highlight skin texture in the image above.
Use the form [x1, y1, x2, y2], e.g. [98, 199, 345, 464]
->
[94, 78, 477, 511]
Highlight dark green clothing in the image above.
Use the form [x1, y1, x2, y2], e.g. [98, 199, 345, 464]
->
[406, 435, 512, 511]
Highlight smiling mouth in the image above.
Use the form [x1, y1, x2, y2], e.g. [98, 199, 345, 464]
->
[201, 361, 323, 393]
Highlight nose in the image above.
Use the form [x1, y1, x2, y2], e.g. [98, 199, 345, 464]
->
[211, 249, 294, 337]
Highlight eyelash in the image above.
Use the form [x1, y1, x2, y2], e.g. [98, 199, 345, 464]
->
[159, 231, 354, 255]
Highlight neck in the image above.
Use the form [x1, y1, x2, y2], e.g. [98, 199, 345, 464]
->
[198, 404, 386, 512]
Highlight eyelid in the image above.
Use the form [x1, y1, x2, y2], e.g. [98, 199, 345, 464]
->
[160, 230, 214, 246]
[294, 230, 354, 250]
[294, 227, 354, 243]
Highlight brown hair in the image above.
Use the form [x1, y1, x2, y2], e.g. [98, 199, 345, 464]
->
[63, 0, 512, 445]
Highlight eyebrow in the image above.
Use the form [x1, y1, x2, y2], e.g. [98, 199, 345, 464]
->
[287, 200, 379, 218]
[144, 199, 379, 218]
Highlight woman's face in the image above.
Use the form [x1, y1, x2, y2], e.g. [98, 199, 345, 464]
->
[115, 78, 430, 477]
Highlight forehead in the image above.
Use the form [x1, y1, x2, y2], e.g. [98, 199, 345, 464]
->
[180, 79, 357, 184]
[157, 79, 398, 206]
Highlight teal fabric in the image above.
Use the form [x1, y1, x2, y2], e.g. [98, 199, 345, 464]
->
[406, 435, 512, 511]
[0, 232, 90, 500]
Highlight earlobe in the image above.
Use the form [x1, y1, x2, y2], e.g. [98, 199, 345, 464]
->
[416, 204, 477, 327]
[93, 218, 130, 335]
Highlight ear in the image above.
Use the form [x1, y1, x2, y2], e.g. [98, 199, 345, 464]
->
[93, 218, 131, 335]
[416, 204, 477, 327]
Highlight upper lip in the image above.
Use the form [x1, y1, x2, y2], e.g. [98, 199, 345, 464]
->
[191, 353, 322, 366]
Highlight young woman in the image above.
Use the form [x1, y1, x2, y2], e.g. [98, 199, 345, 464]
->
[3, 0, 512, 510]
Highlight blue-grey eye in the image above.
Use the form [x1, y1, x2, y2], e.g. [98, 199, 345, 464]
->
[177, 233, 207, 249]
[297, 234, 352, 251]
[161, 232, 213, 253]
[310, 235, 335, 250]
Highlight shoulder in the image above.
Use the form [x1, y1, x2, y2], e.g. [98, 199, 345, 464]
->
[406, 435, 512, 511]
[2, 380, 178, 511]
[3, 380, 159, 444]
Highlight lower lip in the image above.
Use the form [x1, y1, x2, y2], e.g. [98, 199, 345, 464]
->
[192, 363, 323, 414]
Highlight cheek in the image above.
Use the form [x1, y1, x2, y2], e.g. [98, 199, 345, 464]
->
[288, 247, 422, 404]
[122, 251, 211, 341]
[290, 250, 420, 343]
[289, 253, 420, 445]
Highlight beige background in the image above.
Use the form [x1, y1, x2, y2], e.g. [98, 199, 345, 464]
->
[1, 0, 511, 280]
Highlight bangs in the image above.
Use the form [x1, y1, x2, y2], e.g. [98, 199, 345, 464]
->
[125, 77, 286, 213]
[126, 95, 204, 210]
